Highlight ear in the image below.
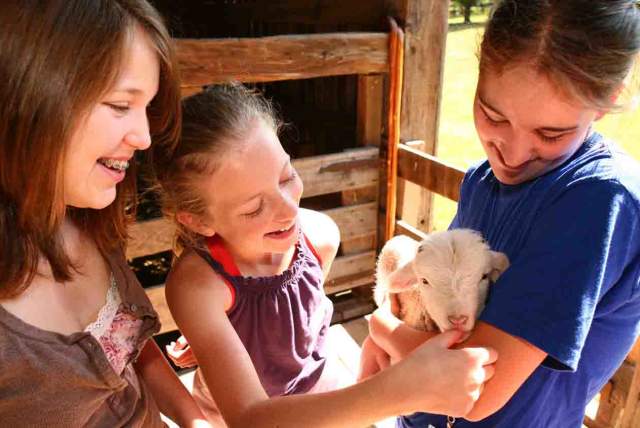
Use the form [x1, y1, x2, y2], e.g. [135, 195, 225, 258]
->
[489, 251, 510, 283]
[387, 261, 417, 293]
[176, 211, 216, 237]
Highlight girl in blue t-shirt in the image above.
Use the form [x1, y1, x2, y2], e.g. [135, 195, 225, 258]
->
[366, 1, 640, 427]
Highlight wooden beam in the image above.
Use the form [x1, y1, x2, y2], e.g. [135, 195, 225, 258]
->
[356, 75, 384, 147]
[397, 143, 465, 202]
[326, 251, 377, 284]
[395, 219, 428, 242]
[621, 364, 640, 427]
[385, 18, 404, 241]
[294, 147, 380, 198]
[176, 33, 389, 87]
[388, 0, 450, 232]
[324, 202, 377, 241]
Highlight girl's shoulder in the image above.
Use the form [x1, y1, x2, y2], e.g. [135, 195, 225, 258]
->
[299, 208, 340, 269]
[165, 248, 233, 312]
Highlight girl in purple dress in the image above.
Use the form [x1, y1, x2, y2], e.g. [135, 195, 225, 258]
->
[151, 83, 499, 427]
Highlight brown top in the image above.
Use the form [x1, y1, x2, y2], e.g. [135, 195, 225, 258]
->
[0, 250, 164, 428]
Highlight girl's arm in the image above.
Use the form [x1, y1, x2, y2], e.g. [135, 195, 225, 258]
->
[369, 299, 438, 362]
[369, 297, 546, 421]
[166, 251, 498, 428]
[133, 339, 210, 428]
[452, 322, 546, 421]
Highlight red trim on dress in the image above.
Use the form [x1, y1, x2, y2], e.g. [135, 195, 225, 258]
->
[303, 233, 323, 267]
[206, 235, 238, 311]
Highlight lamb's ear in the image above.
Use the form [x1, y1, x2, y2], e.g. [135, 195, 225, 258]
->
[489, 251, 510, 282]
[387, 261, 417, 292]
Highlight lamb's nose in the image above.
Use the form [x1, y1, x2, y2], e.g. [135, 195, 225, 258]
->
[448, 315, 468, 326]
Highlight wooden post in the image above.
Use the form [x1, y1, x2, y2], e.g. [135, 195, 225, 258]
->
[386, 0, 450, 233]
[385, 18, 404, 241]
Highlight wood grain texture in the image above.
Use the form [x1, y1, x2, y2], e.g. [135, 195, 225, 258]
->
[396, 143, 465, 202]
[176, 33, 389, 87]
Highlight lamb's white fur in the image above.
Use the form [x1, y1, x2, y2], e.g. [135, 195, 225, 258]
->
[374, 229, 510, 332]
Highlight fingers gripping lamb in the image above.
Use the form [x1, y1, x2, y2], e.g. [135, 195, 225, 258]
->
[374, 229, 510, 332]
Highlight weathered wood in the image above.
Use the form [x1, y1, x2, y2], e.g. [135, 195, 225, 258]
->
[295, 147, 380, 198]
[340, 186, 378, 206]
[326, 251, 377, 284]
[357, 75, 384, 147]
[145, 285, 177, 335]
[326, 270, 375, 296]
[385, 18, 404, 241]
[628, 339, 640, 364]
[324, 202, 377, 242]
[340, 235, 377, 255]
[620, 361, 640, 427]
[331, 294, 377, 324]
[388, 0, 450, 232]
[127, 218, 174, 260]
[588, 361, 635, 428]
[395, 219, 428, 242]
[397, 143, 465, 202]
[340, 187, 379, 254]
[176, 33, 389, 87]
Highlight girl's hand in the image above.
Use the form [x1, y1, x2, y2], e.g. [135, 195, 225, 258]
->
[166, 335, 198, 368]
[388, 330, 498, 417]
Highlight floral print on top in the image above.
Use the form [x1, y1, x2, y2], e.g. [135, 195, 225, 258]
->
[84, 274, 143, 375]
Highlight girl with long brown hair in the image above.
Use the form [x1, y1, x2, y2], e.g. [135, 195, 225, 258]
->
[0, 1, 207, 426]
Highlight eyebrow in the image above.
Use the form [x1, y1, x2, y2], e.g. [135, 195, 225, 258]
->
[238, 156, 292, 206]
[478, 95, 579, 133]
[112, 87, 144, 96]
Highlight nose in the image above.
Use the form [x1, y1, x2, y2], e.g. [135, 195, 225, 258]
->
[448, 315, 468, 327]
[275, 191, 299, 223]
[124, 109, 152, 150]
[498, 133, 535, 168]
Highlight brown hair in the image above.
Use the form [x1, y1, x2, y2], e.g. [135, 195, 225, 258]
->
[151, 83, 279, 251]
[479, 0, 640, 109]
[0, 0, 181, 297]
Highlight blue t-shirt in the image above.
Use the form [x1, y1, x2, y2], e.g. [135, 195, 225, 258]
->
[398, 132, 640, 428]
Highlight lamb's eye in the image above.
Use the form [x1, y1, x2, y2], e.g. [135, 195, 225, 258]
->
[421, 278, 429, 285]
[482, 273, 489, 281]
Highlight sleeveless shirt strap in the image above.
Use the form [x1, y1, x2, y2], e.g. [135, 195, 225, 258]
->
[195, 239, 237, 313]
[206, 235, 242, 276]
[302, 233, 323, 267]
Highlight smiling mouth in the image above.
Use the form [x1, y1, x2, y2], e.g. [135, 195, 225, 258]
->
[98, 158, 129, 172]
[265, 223, 296, 238]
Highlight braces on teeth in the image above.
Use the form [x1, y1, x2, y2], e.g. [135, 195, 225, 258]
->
[100, 159, 129, 171]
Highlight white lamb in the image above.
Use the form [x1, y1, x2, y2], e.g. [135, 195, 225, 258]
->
[374, 229, 510, 333]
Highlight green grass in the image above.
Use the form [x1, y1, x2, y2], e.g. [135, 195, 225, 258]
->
[432, 18, 640, 231]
